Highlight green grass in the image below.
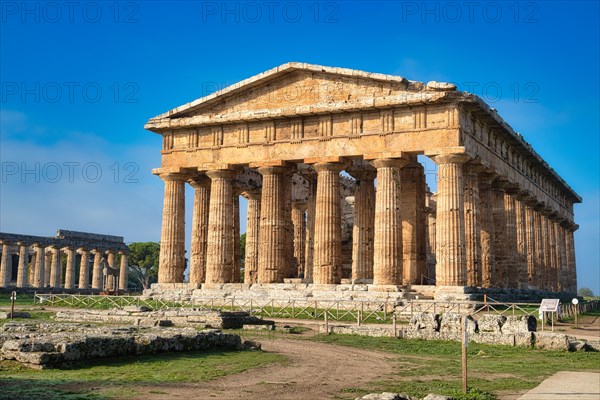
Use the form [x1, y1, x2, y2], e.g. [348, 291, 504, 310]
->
[312, 334, 600, 400]
[0, 292, 37, 307]
[0, 349, 284, 400]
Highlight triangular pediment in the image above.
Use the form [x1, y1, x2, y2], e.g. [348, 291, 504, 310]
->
[147, 63, 435, 123]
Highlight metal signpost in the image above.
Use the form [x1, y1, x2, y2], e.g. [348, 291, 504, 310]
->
[10, 291, 16, 319]
[539, 299, 560, 331]
[572, 298, 579, 328]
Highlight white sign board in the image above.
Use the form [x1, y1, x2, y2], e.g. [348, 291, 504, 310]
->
[540, 299, 560, 312]
[572, 298, 579, 305]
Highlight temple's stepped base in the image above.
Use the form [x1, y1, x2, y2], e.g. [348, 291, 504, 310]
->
[0, 322, 245, 369]
[55, 307, 274, 329]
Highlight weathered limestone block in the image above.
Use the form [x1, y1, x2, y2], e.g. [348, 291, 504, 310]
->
[329, 325, 393, 337]
[355, 392, 416, 400]
[501, 315, 536, 334]
[423, 395, 452, 400]
[469, 332, 517, 347]
[0, 311, 30, 319]
[477, 315, 506, 333]
[439, 313, 476, 333]
[533, 332, 576, 350]
[409, 312, 440, 331]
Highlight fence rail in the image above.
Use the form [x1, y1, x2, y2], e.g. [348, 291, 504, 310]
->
[32, 293, 600, 324]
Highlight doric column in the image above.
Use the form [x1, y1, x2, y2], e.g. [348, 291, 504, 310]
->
[284, 173, 295, 278]
[91, 249, 103, 290]
[478, 173, 496, 288]
[463, 164, 483, 287]
[63, 247, 76, 289]
[157, 172, 188, 283]
[257, 166, 288, 283]
[504, 191, 518, 289]
[347, 169, 376, 283]
[492, 180, 508, 288]
[312, 162, 344, 284]
[538, 210, 551, 290]
[548, 215, 559, 292]
[205, 169, 237, 284]
[44, 250, 51, 287]
[400, 159, 426, 285]
[0, 242, 11, 287]
[524, 200, 538, 289]
[565, 223, 578, 293]
[106, 250, 116, 290]
[28, 252, 36, 286]
[244, 190, 261, 284]
[304, 173, 317, 282]
[16, 243, 28, 288]
[372, 158, 408, 286]
[49, 246, 61, 288]
[432, 154, 470, 286]
[119, 252, 128, 291]
[77, 248, 89, 289]
[232, 193, 241, 282]
[556, 221, 568, 292]
[514, 194, 528, 289]
[292, 200, 307, 278]
[33, 244, 45, 288]
[425, 191, 437, 281]
[534, 208, 547, 290]
[189, 176, 211, 285]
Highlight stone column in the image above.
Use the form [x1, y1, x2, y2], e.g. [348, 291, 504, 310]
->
[478, 173, 496, 288]
[189, 176, 211, 286]
[205, 169, 237, 284]
[313, 162, 344, 285]
[292, 200, 307, 278]
[32, 244, 45, 288]
[244, 190, 261, 284]
[432, 154, 470, 287]
[304, 173, 317, 282]
[535, 209, 547, 290]
[504, 191, 518, 289]
[78, 248, 89, 289]
[49, 246, 62, 288]
[91, 249, 103, 290]
[158, 172, 187, 283]
[372, 158, 408, 286]
[514, 194, 528, 289]
[284, 173, 295, 279]
[400, 159, 426, 285]
[538, 210, 550, 291]
[492, 180, 508, 288]
[347, 169, 376, 283]
[556, 222, 568, 292]
[524, 200, 538, 289]
[119, 252, 128, 291]
[106, 250, 116, 290]
[463, 164, 483, 287]
[0, 243, 11, 287]
[257, 166, 288, 283]
[44, 250, 51, 287]
[565, 223, 578, 293]
[232, 193, 241, 282]
[16, 243, 28, 288]
[63, 247, 76, 289]
[548, 216, 559, 292]
[425, 192, 437, 282]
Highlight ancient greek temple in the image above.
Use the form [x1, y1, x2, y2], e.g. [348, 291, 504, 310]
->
[0, 230, 129, 291]
[145, 63, 580, 298]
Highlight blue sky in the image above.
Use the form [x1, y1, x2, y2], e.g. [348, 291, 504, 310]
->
[1, 1, 598, 293]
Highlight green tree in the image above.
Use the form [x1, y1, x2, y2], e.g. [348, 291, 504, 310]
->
[128, 242, 160, 290]
[578, 287, 594, 297]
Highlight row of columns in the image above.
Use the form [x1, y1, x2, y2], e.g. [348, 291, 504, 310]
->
[157, 153, 577, 292]
[0, 243, 128, 291]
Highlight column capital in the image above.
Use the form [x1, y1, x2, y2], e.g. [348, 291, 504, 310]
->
[430, 153, 471, 165]
[241, 188, 262, 200]
[256, 165, 292, 176]
[76, 247, 88, 253]
[371, 158, 410, 170]
[205, 169, 238, 180]
[492, 177, 511, 190]
[313, 162, 346, 174]
[188, 175, 211, 189]
[158, 171, 193, 182]
[346, 167, 376, 181]
[292, 199, 308, 211]
[464, 161, 487, 174]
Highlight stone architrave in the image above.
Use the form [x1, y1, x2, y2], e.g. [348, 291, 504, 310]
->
[432, 154, 470, 287]
[292, 200, 307, 278]
[189, 176, 211, 286]
[372, 158, 408, 286]
[312, 162, 344, 285]
[63, 247, 76, 289]
[16, 243, 28, 288]
[478, 173, 496, 288]
[347, 169, 375, 283]
[244, 190, 261, 284]
[78, 248, 90, 289]
[205, 169, 237, 284]
[157, 172, 188, 283]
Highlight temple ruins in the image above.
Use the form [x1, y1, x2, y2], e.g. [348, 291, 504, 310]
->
[145, 63, 580, 299]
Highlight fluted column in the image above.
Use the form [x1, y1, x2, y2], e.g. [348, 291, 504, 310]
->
[348, 170, 376, 283]
[49, 246, 61, 288]
[548, 215, 559, 292]
[492, 180, 508, 288]
[78, 248, 89, 289]
[524, 201, 538, 289]
[514, 194, 528, 289]
[478, 173, 496, 288]
[106, 250, 116, 290]
[292, 200, 307, 278]
[16, 243, 28, 288]
[556, 222, 568, 292]
[119, 252, 128, 291]
[535, 208, 548, 290]
[232, 193, 241, 282]
[33, 244, 45, 288]
[284, 173, 295, 278]
[400, 159, 426, 285]
[463, 164, 483, 287]
[28, 252, 36, 286]
[565, 223, 578, 293]
[91, 249, 103, 290]
[304, 173, 317, 282]
[0, 243, 11, 287]
[425, 192, 437, 281]
[44, 250, 51, 287]
[189, 176, 211, 285]
[158, 172, 188, 283]
[63, 247, 76, 289]
[257, 166, 288, 283]
[432, 154, 470, 286]
[205, 169, 237, 284]
[244, 190, 261, 284]
[504, 191, 518, 289]
[372, 158, 408, 286]
[313, 162, 344, 285]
